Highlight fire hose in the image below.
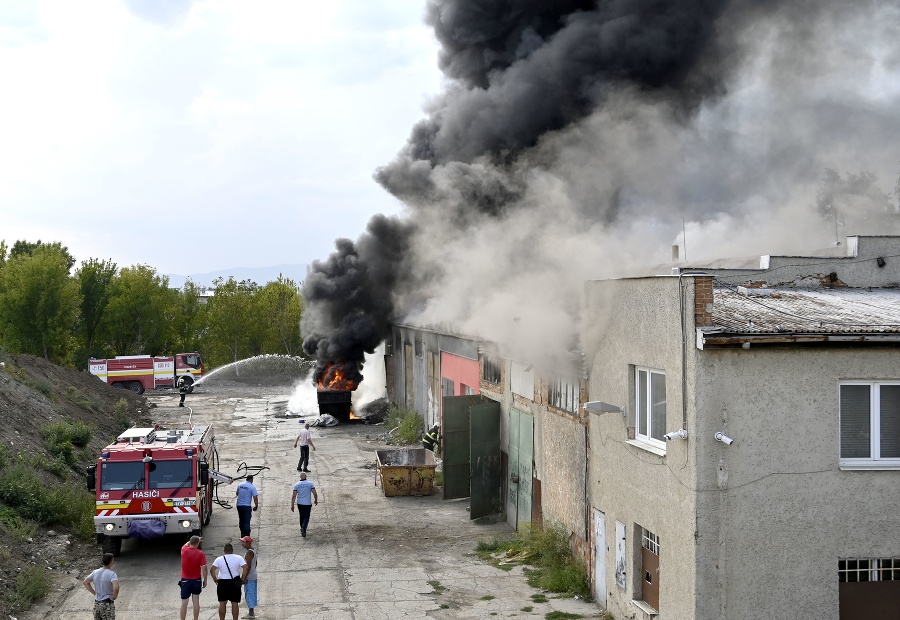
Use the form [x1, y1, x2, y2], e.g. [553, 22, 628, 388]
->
[210, 451, 270, 510]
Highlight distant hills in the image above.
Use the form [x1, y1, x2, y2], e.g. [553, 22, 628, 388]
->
[166, 264, 308, 289]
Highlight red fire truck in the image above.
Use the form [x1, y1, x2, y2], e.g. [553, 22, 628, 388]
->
[88, 352, 204, 394]
[86, 424, 220, 556]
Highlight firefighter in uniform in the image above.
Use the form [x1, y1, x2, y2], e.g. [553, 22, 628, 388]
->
[422, 424, 441, 453]
[177, 377, 189, 407]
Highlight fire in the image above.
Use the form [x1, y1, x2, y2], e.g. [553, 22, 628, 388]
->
[317, 362, 359, 391]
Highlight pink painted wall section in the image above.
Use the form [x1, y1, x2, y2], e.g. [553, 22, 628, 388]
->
[441, 352, 480, 396]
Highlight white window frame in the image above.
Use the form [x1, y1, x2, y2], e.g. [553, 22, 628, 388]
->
[839, 381, 900, 470]
[635, 367, 666, 450]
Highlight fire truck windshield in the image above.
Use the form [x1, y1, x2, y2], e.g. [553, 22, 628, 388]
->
[182, 353, 202, 368]
[148, 460, 193, 489]
[100, 461, 145, 491]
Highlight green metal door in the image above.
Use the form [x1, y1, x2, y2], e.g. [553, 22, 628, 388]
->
[506, 408, 533, 529]
[516, 411, 533, 526]
[506, 409, 520, 528]
[442, 395, 502, 519]
[442, 395, 482, 500]
[469, 400, 501, 519]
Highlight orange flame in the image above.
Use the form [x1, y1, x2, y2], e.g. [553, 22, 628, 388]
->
[317, 362, 359, 391]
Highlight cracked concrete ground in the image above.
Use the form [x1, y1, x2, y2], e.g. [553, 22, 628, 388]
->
[23, 385, 601, 619]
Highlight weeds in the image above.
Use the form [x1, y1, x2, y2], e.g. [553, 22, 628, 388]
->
[113, 398, 131, 430]
[531, 594, 549, 603]
[545, 613, 582, 620]
[386, 405, 424, 445]
[427, 579, 446, 595]
[476, 523, 591, 599]
[0, 462, 95, 540]
[0, 507, 38, 542]
[10, 565, 51, 611]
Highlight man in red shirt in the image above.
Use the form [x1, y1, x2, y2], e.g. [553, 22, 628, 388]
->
[180, 535, 208, 620]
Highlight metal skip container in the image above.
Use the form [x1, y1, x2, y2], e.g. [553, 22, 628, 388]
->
[375, 448, 436, 497]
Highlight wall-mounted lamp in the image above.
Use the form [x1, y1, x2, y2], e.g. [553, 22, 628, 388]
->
[584, 401, 625, 415]
[663, 429, 688, 441]
[715, 432, 734, 446]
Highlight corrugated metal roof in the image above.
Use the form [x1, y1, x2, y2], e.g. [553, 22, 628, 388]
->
[712, 286, 900, 334]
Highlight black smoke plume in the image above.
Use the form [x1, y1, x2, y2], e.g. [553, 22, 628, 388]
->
[303, 0, 900, 377]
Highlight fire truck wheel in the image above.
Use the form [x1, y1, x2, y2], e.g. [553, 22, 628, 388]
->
[102, 536, 123, 557]
[127, 381, 145, 395]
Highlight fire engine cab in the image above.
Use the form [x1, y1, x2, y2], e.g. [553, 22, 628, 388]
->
[86, 424, 217, 556]
[89, 352, 204, 395]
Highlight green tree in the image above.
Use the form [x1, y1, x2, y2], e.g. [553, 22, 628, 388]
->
[203, 277, 258, 366]
[0, 245, 81, 361]
[73, 258, 118, 365]
[256, 276, 304, 355]
[171, 281, 207, 353]
[9, 240, 76, 270]
[101, 265, 177, 355]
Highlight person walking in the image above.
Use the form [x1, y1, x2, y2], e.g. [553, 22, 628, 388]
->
[83, 552, 119, 620]
[290, 471, 318, 538]
[179, 535, 208, 620]
[211, 542, 249, 620]
[239, 536, 258, 619]
[293, 422, 316, 472]
[235, 475, 259, 538]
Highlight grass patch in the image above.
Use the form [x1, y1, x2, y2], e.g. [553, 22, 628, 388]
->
[386, 405, 424, 445]
[476, 524, 591, 600]
[113, 398, 131, 431]
[433, 471, 443, 486]
[10, 565, 51, 612]
[545, 613, 582, 620]
[0, 507, 38, 542]
[481, 594, 495, 600]
[531, 594, 549, 603]
[521, 606, 534, 612]
[0, 462, 95, 541]
[427, 579, 446, 595]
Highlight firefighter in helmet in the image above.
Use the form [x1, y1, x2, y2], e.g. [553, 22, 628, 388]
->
[177, 376, 189, 407]
[422, 424, 441, 453]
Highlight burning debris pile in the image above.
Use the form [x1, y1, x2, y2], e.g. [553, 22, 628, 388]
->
[302, 0, 900, 373]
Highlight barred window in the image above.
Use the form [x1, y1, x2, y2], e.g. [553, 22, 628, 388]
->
[839, 558, 900, 582]
[642, 529, 660, 555]
[483, 355, 501, 385]
[549, 377, 579, 414]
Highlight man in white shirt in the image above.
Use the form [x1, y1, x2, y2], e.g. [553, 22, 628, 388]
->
[293, 422, 316, 472]
[210, 543, 249, 620]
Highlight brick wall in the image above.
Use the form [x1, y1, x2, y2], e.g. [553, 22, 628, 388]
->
[694, 275, 714, 328]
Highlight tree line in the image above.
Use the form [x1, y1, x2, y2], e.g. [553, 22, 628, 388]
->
[0, 240, 305, 370]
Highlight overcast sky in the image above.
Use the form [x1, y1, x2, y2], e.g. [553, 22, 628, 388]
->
[0, 0, 440, 279]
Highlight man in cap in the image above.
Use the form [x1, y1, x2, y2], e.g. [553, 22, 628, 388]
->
[239, 536, 258, 618]
[290, 472, 318, 537]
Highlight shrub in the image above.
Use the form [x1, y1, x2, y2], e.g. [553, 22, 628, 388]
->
[0, 507, 38, 542]
[0, 462, 95, 538]
[113, 398, 131, 430]
[42, 420, 93, 449]
[386, 405, 424, 445]
[10, 565, 51, 611]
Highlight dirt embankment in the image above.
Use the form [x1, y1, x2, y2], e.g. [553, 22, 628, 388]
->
[0, 354, 148, 616]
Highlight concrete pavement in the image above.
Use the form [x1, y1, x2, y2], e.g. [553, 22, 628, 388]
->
[24, 389, 601, 619]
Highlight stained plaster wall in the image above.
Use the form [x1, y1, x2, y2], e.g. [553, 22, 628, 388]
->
[693, 346, 900, 620]
[583, 276, 699, 619]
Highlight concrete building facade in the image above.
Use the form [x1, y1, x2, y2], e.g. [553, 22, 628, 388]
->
[584, 236, 900, 620]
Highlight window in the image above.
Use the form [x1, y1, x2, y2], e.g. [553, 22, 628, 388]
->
[183, 353, 201, 368]
[636, 368, 666, 446]
[148, 460, 193, 489]
[840, 558, 900, 582]
[839, 382, 900, 469]
[461, 383, 475, 395]
[415, 338, 424, 358]
[442, 378, 455, 397]
[483, 355, 501, 385]
[100, 461, 145, 491]
[640, 528, 660, 610]
[549, 377, 579, 414]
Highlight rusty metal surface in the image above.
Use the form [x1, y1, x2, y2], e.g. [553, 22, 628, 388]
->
[712, 286, 900, 335]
